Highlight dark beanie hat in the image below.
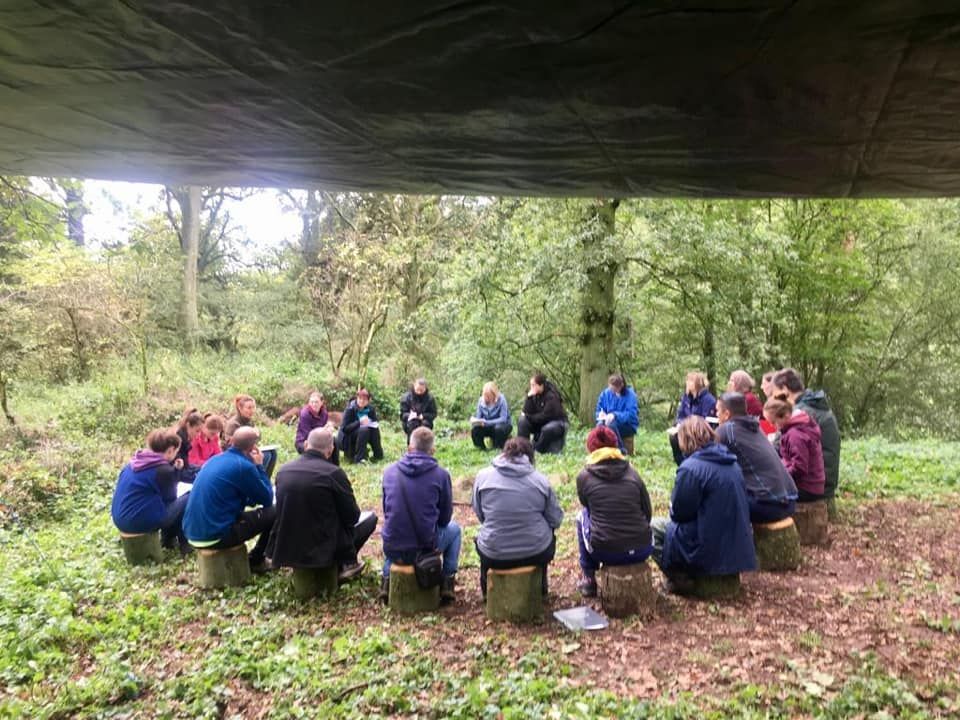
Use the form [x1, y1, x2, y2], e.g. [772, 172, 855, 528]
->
[586, 425, 619, 453]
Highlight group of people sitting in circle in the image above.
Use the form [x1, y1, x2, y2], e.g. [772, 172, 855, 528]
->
[110, 365, 839, 604]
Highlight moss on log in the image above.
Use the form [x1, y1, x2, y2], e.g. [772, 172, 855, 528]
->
[119, 531, 163, 565]
[794, 500, 829, 546]
[197, 545, 251, 588]
[291, 566, 338, 600]
[486, 566, 543, 623]
[753, 517, 802, 571]
[690, 573, 741, 600]
[599, 562, 656, 619]
[388, 564, 440, 614]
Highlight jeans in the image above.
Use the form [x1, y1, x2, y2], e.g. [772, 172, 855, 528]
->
[598, 416, 626, 452]
[383, 520, 461, 578]
[471, 422, 512, 450]
[209, 505, 277, 562]
[576, 509, 652, 577]
[650, 516, 669, 569]
[159, 493, 191, 551]
[475, 535, 555, 597]
[749, 497, 796, 523]
[262, 448, 278, 479]
[344, 426, 384, 463]
[517, 417, 567, 454]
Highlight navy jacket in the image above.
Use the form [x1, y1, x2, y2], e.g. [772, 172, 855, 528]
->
[676, 388, 717, 423]
[381, 451, 452, 556]
[663, 443, 757, 576]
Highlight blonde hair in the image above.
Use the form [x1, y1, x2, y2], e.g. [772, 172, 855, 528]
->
[686, 371, 709, 394]
[677, 416, 715, 456]
[763, 397, 793, 421]
[481, 381, 500, 404]
[728, 370, 754, 394]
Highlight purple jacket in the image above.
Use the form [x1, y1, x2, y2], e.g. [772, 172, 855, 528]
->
[381, 451, 452, 556]
[778, 412, 826, 497]
[295, 404, 329, 452]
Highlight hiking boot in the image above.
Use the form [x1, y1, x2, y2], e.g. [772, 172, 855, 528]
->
[338, 561, 365, 582]
[440, 575, 456, 604]
[378, 575, 390, 605]
[577, 574, 597, 598]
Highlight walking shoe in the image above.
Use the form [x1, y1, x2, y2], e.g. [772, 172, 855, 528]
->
[440, 575, 457, 604]
[378, 575, 390, 605]
[338, 561, 365, 582]
[577, 574, 597, 597]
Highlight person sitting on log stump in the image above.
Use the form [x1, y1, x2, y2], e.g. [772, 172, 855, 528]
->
[295, 391, 340, 465]
[380, 427, 461, 604]
[651, 417, 756, 592]
[470, 381, 513, 450]
[111, 428, 191, 555]
[763, 398, 826, 503]
[517, 372, 568, 454]
[472, 437, 563, 600]
[183, 426, 276, 573]
[338, 389, 384, 465]
[771, 368, 841, 504]
[575, 425, 653, 598]
[266, 429, 376, 583]
[715, 392, 798, 523]
[594, 373, 639, 453]
[400, 378, 438, 444]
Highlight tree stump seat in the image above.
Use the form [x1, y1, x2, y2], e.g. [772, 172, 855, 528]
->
[196, 545, 251, 588]
[486, 566, 543, 623]
[598, 562, 656, 619]
[667, 572, 742, 599]
[622, 435, 635, 456]
[752, 516, 802, 571]
[291, 566, 338, 600]
[793, 500, 829, 546]
[119, 531, 163, 565]
[388, 564, 440, 614]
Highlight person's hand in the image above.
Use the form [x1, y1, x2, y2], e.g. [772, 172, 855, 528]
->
[173, 458, 184, 470]
[249, 446, 264, 466]
[408, 410, 418, 421]
[527, 389, 536, 397]
[360, 416, 370, 426]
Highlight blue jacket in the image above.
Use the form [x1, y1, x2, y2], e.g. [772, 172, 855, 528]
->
[183, 447, 273, 543]
[381, 451, 452, 556]
[475, 394, 511, 426]
[676, 388, 717, 423]
[111, 460, 178, 534]
[663, 443, 756, 576]
[595, 386, 639, 435]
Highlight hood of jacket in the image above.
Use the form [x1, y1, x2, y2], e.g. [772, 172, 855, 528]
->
[783, 410, 817, 432]
[583, 456, 632, 482]
[688, 442, 738, 466]
[728, 415, 760, 433]
[397, 450, 439, 477]
[491, 454, 535, 478]
[798, 389, 830, 411]
[130, 449, 168, 472]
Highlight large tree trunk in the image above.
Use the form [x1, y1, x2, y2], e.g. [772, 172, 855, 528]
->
[64, 182, 86, 247]
[180, 186, 202, 346]
[577, 199, 620, 425]
[0, 371, 14, 425]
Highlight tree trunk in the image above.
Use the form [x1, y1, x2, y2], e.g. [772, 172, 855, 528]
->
[702, 313, 717, 395]
[0, 371, 15, 425]
[181, 186, 202, 347]
[577, 199, 620, 425]
[64, 182, 86, 247]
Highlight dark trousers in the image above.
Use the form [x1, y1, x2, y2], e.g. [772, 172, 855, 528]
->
[346, 511, 378, 565]
[669, 431, 684, 466]
[576, 509, 652, 577]
[471, 422, 512, 450]
[797, 488, 825, 503]
[475, 535, 556, 598]
[159, 493, 190, 551]
[517, 417, 567, 454]
[210, 505, 277, 562]
[343, 426, 384, 463]
[262, 449, 278, 479]
[402, 418, 433, 443]
[749, 497, 796, 524]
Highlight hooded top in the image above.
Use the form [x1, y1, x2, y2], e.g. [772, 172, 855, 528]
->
[662, 443, 757, 575]
[795, 389, 840, 498]
[595, 385, 640, 436]
[676, 388, 717, 423]
[295, 403, 329, 452]
[473, 455, 563, 560]
[400, 389, 438, 426]
[475, 393, 511, 426]
[576, 453, 652, 552]
[381, 451, 452, 556]
[266, 450, 360, 568]
[110, 450, 178, 534]
[778, 411, 826, 498]
[716, 416, 797, 504]
[521, 381, 568, 428]
[188, 432, 221, 466]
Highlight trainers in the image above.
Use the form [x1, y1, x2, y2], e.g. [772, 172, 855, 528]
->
[338, 561, 365, 582]
[378, 575, 390, 604]
[440, 575, 456, 604]
[577, 574, 597, 597]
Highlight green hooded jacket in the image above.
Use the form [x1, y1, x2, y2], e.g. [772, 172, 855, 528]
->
[796, 389, 840, 498]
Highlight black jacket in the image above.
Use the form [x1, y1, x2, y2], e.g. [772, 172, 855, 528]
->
[339, 401, 380, 436]
[716, 416, 797, 504]
[266, 450, 360, 568]
[400, 389, 437, 427]
[521, 381, 568, 428]
[576, 458, 652, 552]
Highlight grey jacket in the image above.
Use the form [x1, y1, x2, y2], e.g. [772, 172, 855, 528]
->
[716, 416, 797, 504]
[472, 455, 564, 560]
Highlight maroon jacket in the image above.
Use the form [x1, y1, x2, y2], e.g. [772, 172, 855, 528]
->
[745, 392, 764, 418]
[778, 412, 826, 497]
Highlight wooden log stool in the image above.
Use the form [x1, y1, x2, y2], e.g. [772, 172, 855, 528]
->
[622, 435, 635, 456]
[598, 562, 656, 619]
[825, 497, 839, 522]
[197, 545, 252, 588]
[486, 566, 543, 622]
[291, 566, 338, 600]
[119, 531, 163, 565]
[690, 573, 741, 600]
[388, 564, 440, 614]
[793, 500, 829, 546]
[752, 517, 802, 571]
